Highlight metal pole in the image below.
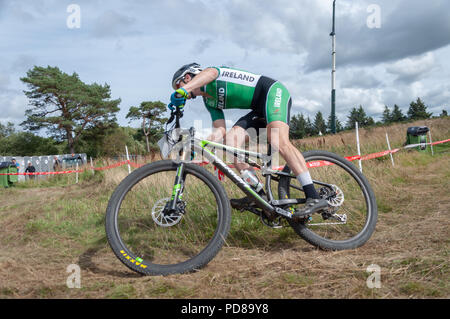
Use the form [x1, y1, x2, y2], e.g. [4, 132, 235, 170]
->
[330, 0, 337, 134]
[428, 130, 434, 155]
[125, 145, 131, 174]
[76, 162, 79, 184]
[386, 132, 395, 167]
[355, 122, 362, 172]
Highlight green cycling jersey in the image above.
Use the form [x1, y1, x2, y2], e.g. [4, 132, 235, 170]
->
[201, 66, 291, 124]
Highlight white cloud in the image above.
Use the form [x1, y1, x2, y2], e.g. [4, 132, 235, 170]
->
[0, 90, 28, 125]
[92, 10, 137, 38]
[0, 0, 449, 132]
[386, 52, 436, 83]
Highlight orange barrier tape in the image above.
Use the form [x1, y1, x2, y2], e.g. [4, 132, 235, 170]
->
[1, 138, 448, 176]
[431, 138, 450, 145]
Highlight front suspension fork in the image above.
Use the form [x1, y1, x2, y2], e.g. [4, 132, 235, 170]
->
[169, 163, 185, 211]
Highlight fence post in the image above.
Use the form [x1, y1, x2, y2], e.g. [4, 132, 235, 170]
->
[428, 130, 434, 156]
[386, 132, 395, 167]
[90, 157, 94, 175]
[75, 162, 79, 184]
[125, 145, 131, 174]
[355, 122, 362, 172]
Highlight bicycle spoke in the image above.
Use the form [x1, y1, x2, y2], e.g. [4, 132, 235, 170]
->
[278, 151, 377, 249]
[116, 169, 220, 266]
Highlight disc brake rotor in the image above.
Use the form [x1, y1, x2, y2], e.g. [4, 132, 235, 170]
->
[320, 184, 344, 207]
[151, 197, 183, 227]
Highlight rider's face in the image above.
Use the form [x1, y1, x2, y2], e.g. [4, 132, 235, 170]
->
[176, 74, 192, 89]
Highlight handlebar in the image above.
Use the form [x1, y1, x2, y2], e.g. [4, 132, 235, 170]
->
[167, 92, 187, 128]
[167, 106, 184, 129]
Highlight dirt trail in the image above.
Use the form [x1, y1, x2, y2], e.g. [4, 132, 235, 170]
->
[0, 154, 448, 299]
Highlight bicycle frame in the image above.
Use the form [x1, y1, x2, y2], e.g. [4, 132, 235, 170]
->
[168, 129, 308, 219]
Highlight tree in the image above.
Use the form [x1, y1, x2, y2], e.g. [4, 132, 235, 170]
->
[440, 109, 448, 117]
[305, 116, 314, 136]
[390, 104, 406, 122]
[407, 98, 432, 120]
[100, 126, 146, 157]
[346, 107, 359, 129]
[289, 113, 307, 139]
[313, 111, 327, 136]
[346, 105, 376, 129]
[0, 121, 15, 139]
[0, 131, 60, 156]
[20, 66, 121, 153]
[346, 105, 367, 129]
[76, 123, 118, 158]
[366, 116, 375, 126]
[126, 101, 168, 153]
[326, 114, 343, 133]
[382, 105, 391, 124]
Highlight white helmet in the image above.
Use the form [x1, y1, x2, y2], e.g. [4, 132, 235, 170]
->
[172, 63, 202, 90]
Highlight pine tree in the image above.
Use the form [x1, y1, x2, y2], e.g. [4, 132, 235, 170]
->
[313, 111, 327, 136]
[20, 66, 121, 153]
[346, 105, 373, 129]
[289, 113, 307, 139]
[327, 114, 343, 133]
[366, 116, 375, 126]
[0, 122, 15, 139]
[382, 105, 391, 124]
[126, 101, 168, 153]
[336, 117, 343, 132]
[390, 104, 406, 122]
[346, 107, 358, 130]
[305, 116, 314, 136]
[407, 98, 432, 120]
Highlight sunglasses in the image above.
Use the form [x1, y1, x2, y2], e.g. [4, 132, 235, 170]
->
[175, 76, 187, 89]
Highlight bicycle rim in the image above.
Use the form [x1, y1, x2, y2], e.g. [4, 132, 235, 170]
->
[106, 161, 230, 275]
[280, 150, 377, 249]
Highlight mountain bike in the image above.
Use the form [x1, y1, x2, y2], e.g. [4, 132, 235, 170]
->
[105, 106, 378, 275]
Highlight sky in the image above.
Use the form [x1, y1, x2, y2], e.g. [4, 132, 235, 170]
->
[0, 0, 449, 138]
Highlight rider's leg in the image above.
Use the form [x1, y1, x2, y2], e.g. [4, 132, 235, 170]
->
[225, 125, 251, 172]
[267, 121, 320, 200]
[226, 124, 267, 210]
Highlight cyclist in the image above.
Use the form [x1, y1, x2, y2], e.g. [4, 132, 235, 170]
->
[169, 63, 328, 217]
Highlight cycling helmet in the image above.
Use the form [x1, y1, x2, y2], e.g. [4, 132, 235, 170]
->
[172, 63, 202, 89]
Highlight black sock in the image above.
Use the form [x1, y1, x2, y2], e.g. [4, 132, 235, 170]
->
[303, 184, 320, 199]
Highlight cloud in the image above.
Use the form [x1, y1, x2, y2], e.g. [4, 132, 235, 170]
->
[0, 89, 29, 125]
[10, 54, 37, 73]
[0, 73, 10, 89]
[92, 10, 137, 38]
[192, 38, 213, 55]
[386, 52, 436, 84]
[142, 1, 450, 74]
[1, 0, 449, 129]
[293, 1, 450, 72]
[340, 68, 383, 89]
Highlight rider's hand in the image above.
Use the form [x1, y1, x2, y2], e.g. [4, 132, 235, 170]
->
[169, 87, 189, 110]
[176, 87, 190, 99]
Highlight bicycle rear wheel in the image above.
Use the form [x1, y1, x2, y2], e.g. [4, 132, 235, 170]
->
[105, 160, 231, 275]
[278, 150, 377, 250]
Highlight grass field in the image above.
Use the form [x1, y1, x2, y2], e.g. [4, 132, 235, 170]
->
[0, 118, 449, 299]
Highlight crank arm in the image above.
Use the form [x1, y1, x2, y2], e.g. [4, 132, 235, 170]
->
[271, 198, 307, 206]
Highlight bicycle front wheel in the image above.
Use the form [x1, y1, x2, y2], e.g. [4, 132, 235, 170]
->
[278, 150, 378, 250]
[105, 160, 231, 275]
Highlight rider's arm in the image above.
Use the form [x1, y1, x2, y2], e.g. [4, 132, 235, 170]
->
[182, 68, 219, 94]
[207, 119, 226, 142]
